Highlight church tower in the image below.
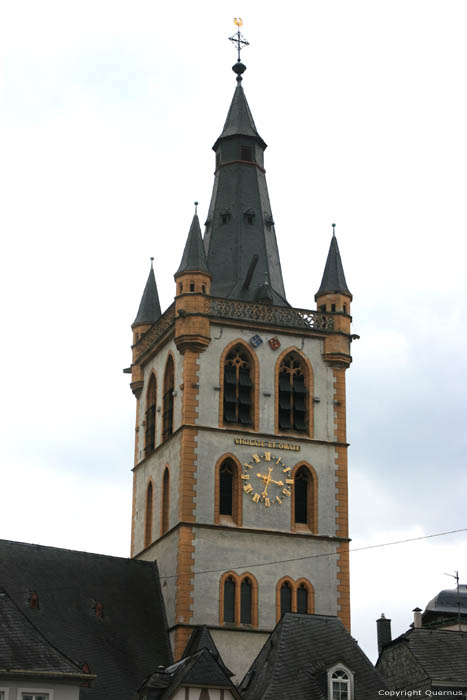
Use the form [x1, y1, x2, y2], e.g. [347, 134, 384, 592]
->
[128, 40, 353, 680]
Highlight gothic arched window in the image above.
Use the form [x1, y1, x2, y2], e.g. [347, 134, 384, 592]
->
[278, 352, 308, 433]
[144, 481, 153, 548]
[162, 356, 174, 441]
[296, 582, 308, 614]
[161, 467, 169, 535]
[280, 580, 292, 616]
[220, 572, 257, 626]
[223, 575, 236, 623]
[219, 460, 234, 516]
[223, 346, 253, 426]
[215, 456, 242, 525]
[144, 374, 157, 456]
[294, 466, 310, 525]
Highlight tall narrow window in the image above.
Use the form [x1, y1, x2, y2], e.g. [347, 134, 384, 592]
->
[219, 460, 234, 516]
[280, 581, 292, 617]
[297, 582, 308, 614]
[145, 374, 157, 456]
[144, 481, 153, 548]
[278, 352, 308, 432]
[294, 466, 309, 524]
[223, 346, 252, 425]
[161, 468, 169, 534]
[240, 577, 252, 624]
[223, 576, 236, 623]
[162, 356, 174, 441]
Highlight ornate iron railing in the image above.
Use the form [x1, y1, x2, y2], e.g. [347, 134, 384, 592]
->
[209, 298, 333, 331]
[133, 303, 175, 362]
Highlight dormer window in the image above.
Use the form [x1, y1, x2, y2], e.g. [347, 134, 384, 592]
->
[244, 208, 255, 225]
[220, 208, 231, 225]
[240, 145, 253, 162]
[328, 665, 353, 700]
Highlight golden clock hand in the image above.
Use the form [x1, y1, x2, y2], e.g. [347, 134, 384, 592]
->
[270, 479, 284, 486]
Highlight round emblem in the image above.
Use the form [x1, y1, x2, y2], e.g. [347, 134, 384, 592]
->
[241, 452, 293, 507]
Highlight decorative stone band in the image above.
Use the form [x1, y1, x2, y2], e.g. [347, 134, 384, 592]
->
[209, 298, 334, 331]
[133, 298, 334, 363]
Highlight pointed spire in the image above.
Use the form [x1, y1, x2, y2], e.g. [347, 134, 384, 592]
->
[175, 208, 209, 277]
[132, 258, 162, 326]
[214, 79, 266, 149]
[315, 225, 352, 299]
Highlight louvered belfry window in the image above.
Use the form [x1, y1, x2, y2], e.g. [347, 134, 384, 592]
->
[278, 353, 307, 432]
[162, 356, 174, 441]
[223, 347, 252, 425]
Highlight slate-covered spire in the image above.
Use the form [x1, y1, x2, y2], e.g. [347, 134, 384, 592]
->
[175, 210, 209, 277]
[133, 259, 162, 327]
[203, 62, 288, 306]
[315, 225, 352, 299]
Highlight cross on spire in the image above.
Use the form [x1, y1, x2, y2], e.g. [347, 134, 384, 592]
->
[229, 18, 249, 62]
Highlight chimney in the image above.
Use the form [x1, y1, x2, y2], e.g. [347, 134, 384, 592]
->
[413, 607, 422, 628]
[377, 613, 392, 655]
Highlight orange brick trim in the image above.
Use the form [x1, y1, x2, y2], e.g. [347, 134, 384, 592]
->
[214, 453, 243, 526]
[174, 525, 195, 659]
[218, 338, 260, 432]
[178, 350, 200, 523]
[219, 570, 258, 627]
[337, 543, 351, 631]
[275, 576, 315, 621]
[274, 346, 314, 438]
[290, 461, 319, 534]
[130, 470, 137, 557]
[161, 465, 170, 536]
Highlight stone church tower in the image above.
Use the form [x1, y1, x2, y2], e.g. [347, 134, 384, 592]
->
[128, 56, 353, 678]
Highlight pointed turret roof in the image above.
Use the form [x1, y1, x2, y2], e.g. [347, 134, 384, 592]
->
[182, 625, 233, 677]
[175, 213, 209, 277]
[204, 64, 287, 305]
[315, 228, 352, 299]
[213, 65, 266, 149]
[133, 261, 162, 327]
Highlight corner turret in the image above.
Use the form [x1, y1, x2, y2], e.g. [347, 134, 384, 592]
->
[174, 208, 212, 354]
[316, 225, 352, 368]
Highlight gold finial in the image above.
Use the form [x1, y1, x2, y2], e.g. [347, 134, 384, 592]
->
[234, 17, 243, 27]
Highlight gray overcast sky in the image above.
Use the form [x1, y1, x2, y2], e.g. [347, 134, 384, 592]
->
[1, 0, 467, 663]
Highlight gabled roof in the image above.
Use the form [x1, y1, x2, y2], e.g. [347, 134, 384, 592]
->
[0, 587, 92, 683]
[140, 648, 241, 700]
[213, 81, 266, 150]
[378, 628, 467, 684]
[175, 214, 209, 277]
[315, 233, 352, 299]
[182, 625, 233, 677]
[0, 539, 172, 700]
[133, 264, 162, 326]
[239, 613, 386, 700]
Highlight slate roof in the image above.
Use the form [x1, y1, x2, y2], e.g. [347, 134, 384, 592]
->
[133, 264, 162, 326]
[213, 81, 266, 150]
[239, 613, 387, 700]
[425, 585, 467, 615]
[0, 587, 93, 683]
[175, 214, 209, 277]
[378, 628, 467, 684]
[0, 539, 172, 700]
[315, 233, 352, 299]
[139, 648, 241, 700]
[182, 625, 233, 678]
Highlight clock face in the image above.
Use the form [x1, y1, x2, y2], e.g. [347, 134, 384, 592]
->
[241, 452, 294, 507]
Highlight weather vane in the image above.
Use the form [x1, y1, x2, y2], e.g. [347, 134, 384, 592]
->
[229, 18, 249, 62]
